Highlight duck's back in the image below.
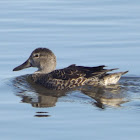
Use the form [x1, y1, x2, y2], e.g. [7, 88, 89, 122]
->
[31, 65, 128, 90]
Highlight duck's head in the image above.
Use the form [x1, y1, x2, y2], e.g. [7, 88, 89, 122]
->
[13, 48, 56, 73]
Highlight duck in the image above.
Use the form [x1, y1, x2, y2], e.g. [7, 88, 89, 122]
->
[13, 48, 128, 90]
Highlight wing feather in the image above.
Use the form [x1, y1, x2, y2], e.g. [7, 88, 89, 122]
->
[50, 65, 117, 80]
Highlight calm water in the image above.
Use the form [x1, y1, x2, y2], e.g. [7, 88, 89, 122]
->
[0, 0, 140, 140]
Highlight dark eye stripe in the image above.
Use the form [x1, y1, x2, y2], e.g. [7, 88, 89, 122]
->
[34, 54, 39, 57]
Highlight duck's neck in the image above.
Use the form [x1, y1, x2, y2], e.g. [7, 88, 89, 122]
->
[34, 62, 56, 74]
[35, 67, 55, 74]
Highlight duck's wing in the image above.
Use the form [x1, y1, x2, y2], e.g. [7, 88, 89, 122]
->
[50, 64, 118, 80]
[32, 65, 120, 90]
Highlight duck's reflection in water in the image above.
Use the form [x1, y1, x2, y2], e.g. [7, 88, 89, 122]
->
[81, 85, 127, 109]
[12, 75, 129, 109]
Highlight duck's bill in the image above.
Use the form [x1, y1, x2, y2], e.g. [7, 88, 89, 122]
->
[13, 59, 31, 71]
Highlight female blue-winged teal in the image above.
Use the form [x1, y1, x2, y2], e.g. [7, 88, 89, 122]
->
[13, 48, 128, 90]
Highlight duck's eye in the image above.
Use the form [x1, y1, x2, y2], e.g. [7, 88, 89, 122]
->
[34, 54, 39, 58]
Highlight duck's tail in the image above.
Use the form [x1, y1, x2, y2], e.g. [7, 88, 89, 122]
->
[102, 71, 128, 85]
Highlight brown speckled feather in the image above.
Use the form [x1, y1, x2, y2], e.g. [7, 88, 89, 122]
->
[31, 65, 119, 90]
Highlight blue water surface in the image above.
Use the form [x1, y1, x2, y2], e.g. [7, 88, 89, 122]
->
[0, 0, 140, 140]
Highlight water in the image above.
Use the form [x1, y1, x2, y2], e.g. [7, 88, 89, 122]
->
[0, 0, 140, 139]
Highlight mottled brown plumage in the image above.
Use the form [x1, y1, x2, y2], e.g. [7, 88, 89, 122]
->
[13, 48, 128, 90]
